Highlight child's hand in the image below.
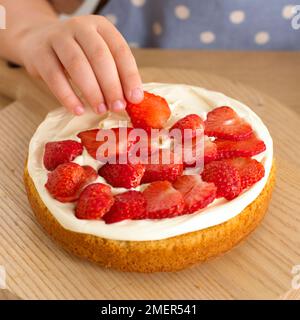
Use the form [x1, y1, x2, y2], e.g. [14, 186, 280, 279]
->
[19, 15, 143, 115]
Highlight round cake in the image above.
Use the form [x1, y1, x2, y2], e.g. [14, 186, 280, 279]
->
[24, 83, 275, 272]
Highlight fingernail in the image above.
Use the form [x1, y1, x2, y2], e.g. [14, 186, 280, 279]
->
[112, 100, 126, 112]
[97, 103, 107, 114]
[74, 106, 84, 115]
[130, 87, 144, 103]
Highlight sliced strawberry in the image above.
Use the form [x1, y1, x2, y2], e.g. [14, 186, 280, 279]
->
[77, 129, 99, 158]
[215, 134, 266, 159]
[45, 162, 96, 202]
[82, 165, 98, 182]
[75, 183, 114, 220]
[127, 133, 156, 164]
[226, 158, 265, 190]
[201, 160, 241, 200]
[98, 163, 145, 188]
[43, 140, 83, 171]
[181, 136, 217, 168]
[205, 106, 253, 141]
[143, 181, 185, 219]
[173, 175, 217, 213]
[77, 127, 135, 161]
[126, 91, 171, 130]
[141, 149, 183, 183]
[171, 114, 204, 139]
[103, 191, 147, 224]
[204, 137, 218, 164]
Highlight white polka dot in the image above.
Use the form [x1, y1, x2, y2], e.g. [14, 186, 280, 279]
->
[200, 31, 215, 44]
[229, 10, 245, 24]
[152, 22, 162, 35]
[282, 5, 296, 19]
[129, 42, 139, 48]
[175, 5, 190, 20]
[255, 31, 270, 45]
[131, 0, 146, 7]
[105, 14, 117, 25]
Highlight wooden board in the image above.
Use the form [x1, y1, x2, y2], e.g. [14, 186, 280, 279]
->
[0, 65, 299, 300]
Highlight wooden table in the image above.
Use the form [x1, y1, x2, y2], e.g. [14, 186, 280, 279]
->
[1, 50, 300, 113]
[134, 50, 300, 115]
[0, 50, 299, 300]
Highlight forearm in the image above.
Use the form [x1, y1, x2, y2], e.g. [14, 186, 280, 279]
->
[0, 0, 58, 64]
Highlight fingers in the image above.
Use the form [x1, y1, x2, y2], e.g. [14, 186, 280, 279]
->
[51, 35, 105, 114]
[74, 27, 126, 112]
[34, 16, 143, 116]
[98, 18, 143, 104]
[36, 48, 85, 115]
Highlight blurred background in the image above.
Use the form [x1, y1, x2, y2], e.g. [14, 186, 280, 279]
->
[58, 0, 300, 50]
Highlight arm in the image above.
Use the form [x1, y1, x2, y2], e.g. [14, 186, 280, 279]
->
[0, 0, 57, 64]
[0, 0, 143, 114]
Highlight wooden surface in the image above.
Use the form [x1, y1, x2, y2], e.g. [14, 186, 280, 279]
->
[0, 56, 300, 300]
[133, 50, 300, 116]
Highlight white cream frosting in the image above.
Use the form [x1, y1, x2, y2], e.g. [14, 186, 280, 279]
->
[27, 83, 273, 241]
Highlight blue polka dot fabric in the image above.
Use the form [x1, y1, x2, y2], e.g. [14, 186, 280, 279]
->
[99, 0, 300, 49]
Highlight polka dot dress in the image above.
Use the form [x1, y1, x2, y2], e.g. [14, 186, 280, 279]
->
[100, 0, 300, 49]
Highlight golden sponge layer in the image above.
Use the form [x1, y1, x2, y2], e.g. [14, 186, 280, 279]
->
[24, 163, 275, 272]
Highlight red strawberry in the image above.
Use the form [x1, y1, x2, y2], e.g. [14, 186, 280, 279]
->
[77, 127, 135, 161]
[75, 183, 114, 220]
[226, 158, 265, 190]
[77, 129, 99, 158]
[103, 191, 147, 224]
[205, 106, 253, 141]
[141, 149, 183, 183]
[173, 175, 217, 213]
[204, 137, 218, 164]
[126, 91, 171, 130]
[181, 136, 217, 168]
[215, 134, 266, 159]
[45, 163, 96, 202]
[201, 160, 241, 200]
[143, 181, 185, 219]
[171, 114, 204, 139]
[43, 140, 83, 171]
[98, 163, 145, 188]
[82, 165, 98, 182]
[127, 133, 156, 164]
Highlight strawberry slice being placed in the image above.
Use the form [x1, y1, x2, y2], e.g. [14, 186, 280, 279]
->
[126, 91, 171, 130]
[173, 175, 217, 213]
[75, 183, 114, 220]
[43, 140, 83, 171]
[215, 134, 266, 160]
[77, 127, 135, 161]
[141, 149, 183, 184]
[45, 163, 97, 202]
[201, 160, 241, 200]
[143, 181, 185, 219]
[171, 114, 204, 139]
[225, 158, 265, 190]
[205, 106, 253, 141]
[103, 191, 147, 224]
[98, 163, 145, 188]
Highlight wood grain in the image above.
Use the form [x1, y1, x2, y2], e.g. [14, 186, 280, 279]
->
[0, 66, 299, 299]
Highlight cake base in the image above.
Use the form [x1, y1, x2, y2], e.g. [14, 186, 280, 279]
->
[24, 162, 275, 273]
